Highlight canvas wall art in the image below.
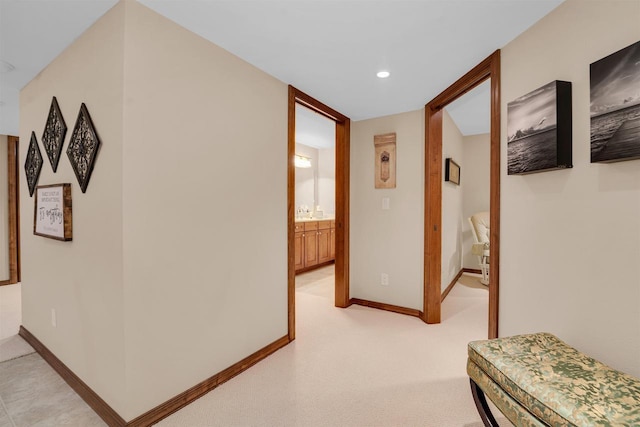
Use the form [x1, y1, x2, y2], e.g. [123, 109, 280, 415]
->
[507, 80, 572, 175]
[590, 40, 640, 163]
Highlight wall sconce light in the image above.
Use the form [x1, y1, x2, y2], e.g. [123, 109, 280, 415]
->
[294, 154, 312, 168]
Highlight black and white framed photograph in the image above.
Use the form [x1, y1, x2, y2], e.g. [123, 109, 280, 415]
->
[590, 40, 640, 163]
[507, 80, 573, 175]
[445, 158, 460, 185]
[507, 80, 572, 175]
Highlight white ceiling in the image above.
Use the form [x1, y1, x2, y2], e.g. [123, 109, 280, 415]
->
[0, 0, 563, 137]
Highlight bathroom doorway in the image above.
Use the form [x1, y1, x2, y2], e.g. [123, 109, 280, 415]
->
[287, 86, 350, 341]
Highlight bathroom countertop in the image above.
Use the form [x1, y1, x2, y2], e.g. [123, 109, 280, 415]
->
[295, 217, 335, 223]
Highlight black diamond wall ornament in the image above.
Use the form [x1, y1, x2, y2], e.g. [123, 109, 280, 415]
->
[25, 131, 43, 197]
[42, 96, 67, 172]
[67, 103, 100, 193]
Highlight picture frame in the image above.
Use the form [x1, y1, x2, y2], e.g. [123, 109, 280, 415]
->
[590, 40, 640, 163]
[374, 132, 396, 189]
[445, 158, 460, 185]
[507, 80, 572, 174]
[33, 183, 72, 241]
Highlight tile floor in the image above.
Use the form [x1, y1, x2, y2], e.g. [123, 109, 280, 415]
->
[0, 352, 105, 427]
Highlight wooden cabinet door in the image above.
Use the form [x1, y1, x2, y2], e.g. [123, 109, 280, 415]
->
[318, 228, 332, 263]
[304, 230, 319, 267]
[294, 231, 305, 271]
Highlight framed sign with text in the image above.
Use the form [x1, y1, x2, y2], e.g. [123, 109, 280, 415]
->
[34, 184, 72, 241]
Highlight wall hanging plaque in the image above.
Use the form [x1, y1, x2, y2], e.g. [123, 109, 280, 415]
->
[445, 158, 460, 185]
[374, 132, 396, 188]
[42, 96, 67, 172]
[25, 131, 43, 197]
[590, 39, 640, 163]
[33, 183, 72, 241]
[67, 103, 100, 193]
[507, 80, 572, 175]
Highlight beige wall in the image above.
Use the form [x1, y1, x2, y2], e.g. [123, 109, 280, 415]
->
[500, 0, 640, 376]
[19, 2, 127, 414]
[0, 135, 8, 281]
[350, 109, 424, 310]
[442, 110, 464, 291]
[121, 1, 287, 419]
[20, 0, 288, 420]
[462, 133, 490, 269]
[295, 143, 318, 212]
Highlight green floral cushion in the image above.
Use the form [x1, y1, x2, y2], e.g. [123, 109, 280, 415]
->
[468, 333, 640, 426]
[468, 359, 547, 427]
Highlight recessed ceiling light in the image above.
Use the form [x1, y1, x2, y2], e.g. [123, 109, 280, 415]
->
[0, 60, 15, 73]
[377, 71, 390, 79]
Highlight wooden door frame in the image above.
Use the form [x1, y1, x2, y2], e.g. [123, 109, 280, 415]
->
[288, 85, 350, 341]
[422, 50, 501, 338]
[0, 135, 20, 286]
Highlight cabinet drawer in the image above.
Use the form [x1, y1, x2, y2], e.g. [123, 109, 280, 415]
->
[318, 220, 331, 230]
[330, 220, 336, 229]
[304, 221, 318, 231]
[294, 222, 305, 233]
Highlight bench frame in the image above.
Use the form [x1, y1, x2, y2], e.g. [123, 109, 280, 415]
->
[470, 379, 500, 427]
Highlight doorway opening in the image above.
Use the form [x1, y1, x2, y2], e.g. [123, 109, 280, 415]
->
[423, 51, 501, 338]
[287, 86, 350, 341]
[439, 80, 492, 329]
[0, 135, 20, 287]
[293, 103, 337, 307]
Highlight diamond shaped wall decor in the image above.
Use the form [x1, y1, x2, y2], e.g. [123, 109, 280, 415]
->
[67, 103, 100, 193]
[25, 131, 43, 197]
[41, 96, 67, 172]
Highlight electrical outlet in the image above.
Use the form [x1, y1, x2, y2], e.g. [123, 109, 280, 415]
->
[51, 308, 57, 328]
[381, 273, 389, 286]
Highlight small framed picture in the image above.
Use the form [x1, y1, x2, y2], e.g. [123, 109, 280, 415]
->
[33, 183, 72, 241]
[445, 158, 460, 185]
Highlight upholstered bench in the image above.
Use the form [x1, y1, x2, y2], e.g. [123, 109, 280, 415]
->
[467, 332, 640, 426]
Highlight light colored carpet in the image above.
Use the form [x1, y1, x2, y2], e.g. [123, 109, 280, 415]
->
[0, 269, 510, 426]
[0, 283, 34, 363]
[159, 268, 511, 426]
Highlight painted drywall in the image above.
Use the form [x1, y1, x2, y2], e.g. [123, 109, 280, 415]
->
[295, 143, 318, 214]
[19, 2, 126, 414]
[318, 147, 335, 216]
[0, 135, 8, 281]
[462, 133, 490, 270]
[350, 109, 424, 310]
[441, 110, 464, 292]
[500, 0, 640, 376]
[20, 0, 288, 420]
[122, 1, 288, 419]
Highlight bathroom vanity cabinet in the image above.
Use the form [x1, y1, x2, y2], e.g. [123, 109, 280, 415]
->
[294, 220, 335, 273]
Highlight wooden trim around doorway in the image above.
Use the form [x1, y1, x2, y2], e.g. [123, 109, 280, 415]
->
[0, 135, 20, 286]
[423, 50, 501, 339]
[288, 86, 351, 342]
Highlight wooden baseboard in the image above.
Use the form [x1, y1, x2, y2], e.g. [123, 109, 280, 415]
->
[128, 334, 290, 426]
[350, 298, 422, 318]
[441, 268, 483, 302]
[19, 326, 127, 427]
[19, 326, 291, 427]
